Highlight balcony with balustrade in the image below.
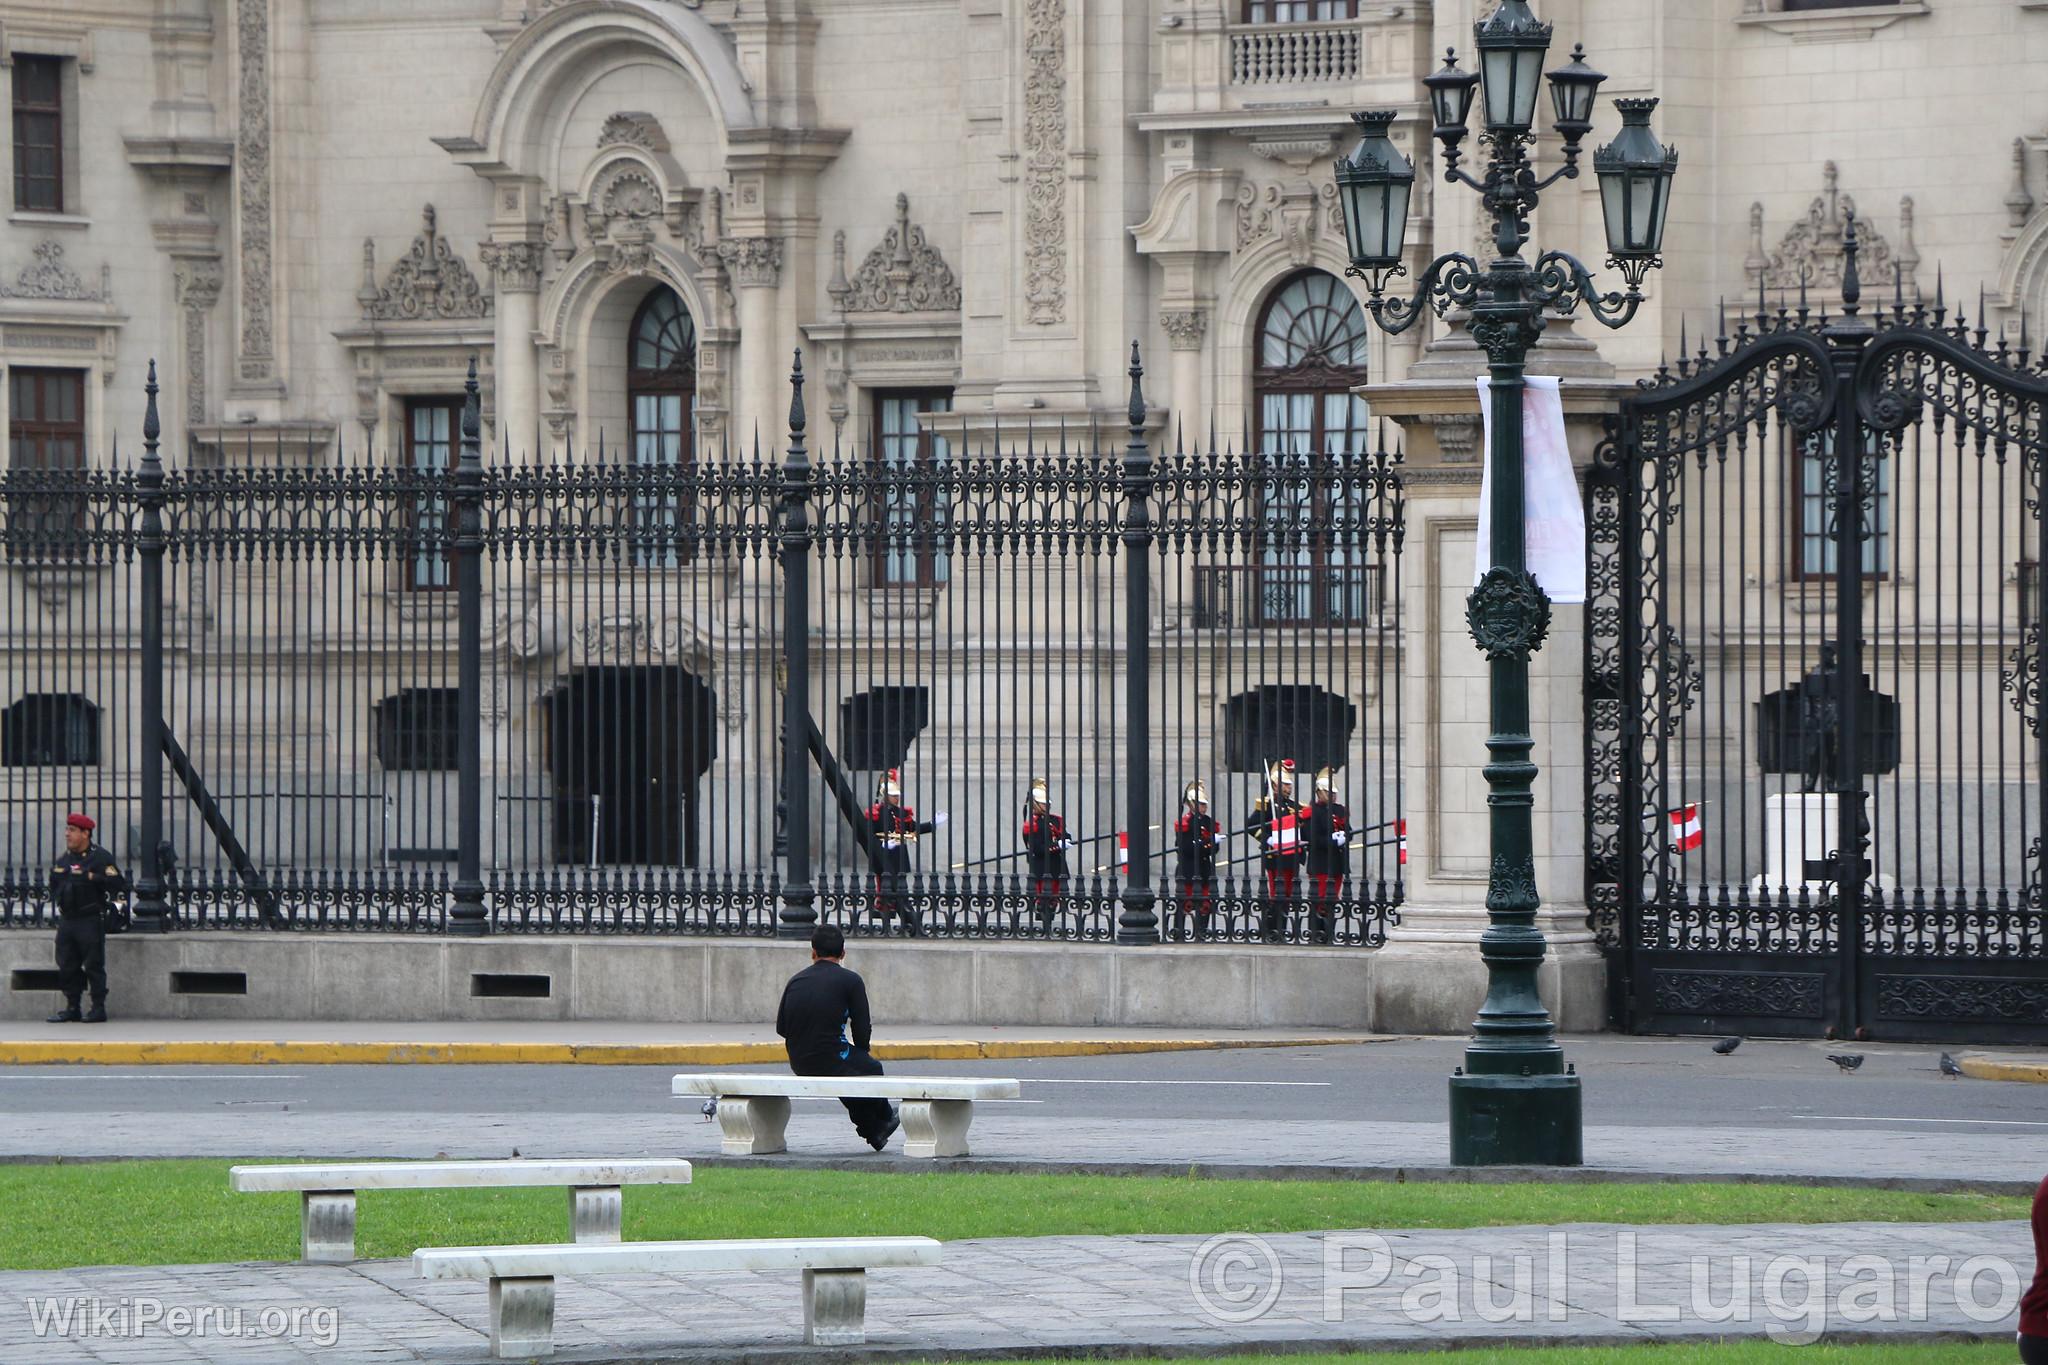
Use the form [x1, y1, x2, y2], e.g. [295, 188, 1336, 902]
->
[1147, 1, 1428, 123]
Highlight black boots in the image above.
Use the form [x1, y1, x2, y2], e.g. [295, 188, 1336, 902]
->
[45, 1005, 81, 1023]
[84, 1003, 107, 1023]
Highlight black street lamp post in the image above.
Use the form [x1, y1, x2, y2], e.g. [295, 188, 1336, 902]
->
[1332, 0, 1677, 1166]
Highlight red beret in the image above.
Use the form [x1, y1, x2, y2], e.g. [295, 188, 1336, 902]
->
[66, 812, 94, 832]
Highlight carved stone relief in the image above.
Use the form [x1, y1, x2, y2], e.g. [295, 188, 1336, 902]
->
[1235, 182, 1343, 266]
[1747, 162, 1919, 299]
[1159, 309, 1207, 352]
[175, 258, 224, 425]
[235, 0, 274, 380]
[1022, 0, 1068, 324]
[830, 193, 962, 314]
[717, 236, 783, 289]
[0, 241, 107, 300]
[361, 206, 493, 321]
[479, 239, 544, 295]
[598, 111, 668, 153]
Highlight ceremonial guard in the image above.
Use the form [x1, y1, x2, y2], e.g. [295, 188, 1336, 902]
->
[865, 769, 945, 935]
[1304, 767, 1351, 944]
[1245, 759, 1305, 943]
[1021, 779, 1073, 928]
[47, 812, 125, 1023]
[1172, 779, 1221, 940]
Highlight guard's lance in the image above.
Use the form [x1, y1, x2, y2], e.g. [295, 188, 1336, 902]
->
[951, 826, 1154, 871]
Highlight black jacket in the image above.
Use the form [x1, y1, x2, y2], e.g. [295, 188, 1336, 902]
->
[1305, 799, 1351, 877]
[776, 959, 873, 1065]
[1246, 796, 1306, 870]
[867, 802, 934, 878]
[1175, 811, 1220, 882]
[1023, 811, 1069, 881]
[50, 843, 126, 920]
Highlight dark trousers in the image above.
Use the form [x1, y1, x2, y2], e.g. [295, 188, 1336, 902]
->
[2020, 1333, 2048, 1365]
[789, 1047, 894, 1140]
[1259, 866, 1299, 941]
[54, 914, 106, 1008]
[1172, 879, 1215, 940]
[871, 874, 919, 935]
[1307, 872, 1345, 944]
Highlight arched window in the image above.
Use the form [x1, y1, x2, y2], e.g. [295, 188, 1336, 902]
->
[1252, 271, 1374, 625]
[628, 287, 697, 563]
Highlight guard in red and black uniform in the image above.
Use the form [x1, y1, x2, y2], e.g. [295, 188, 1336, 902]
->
[866, 769, 945, 936]
[1173, 779, 1221, 941]
[1304, 767, 1351, 945]
[1021, 779, 1072, 929]
[1245, 759, 1305, 944]
[47, 812, 124, 1024]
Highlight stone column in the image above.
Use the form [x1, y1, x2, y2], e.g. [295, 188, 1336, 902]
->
[1361, 348, 1631, 1035]
[718, 237, 784, 452]
[480, 240, 543, 461]
[1159, 309, 1207, 446]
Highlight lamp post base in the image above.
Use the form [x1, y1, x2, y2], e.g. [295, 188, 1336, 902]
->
[1448, 1071, 1583, 1166]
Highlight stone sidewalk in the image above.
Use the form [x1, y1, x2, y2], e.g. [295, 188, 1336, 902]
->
[3, 1107, 2041, 1192]
[0, 1220, 2028, 1363]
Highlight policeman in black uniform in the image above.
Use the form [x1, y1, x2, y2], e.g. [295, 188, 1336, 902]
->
[48, 812, 124, 1023]
[865, 769, 945, 936]
[1246, 759, 1305, 943]
[1172, 779, 1221, 941]
[1304, 767, 1351, 945]
[1021, 779, 1073, 929]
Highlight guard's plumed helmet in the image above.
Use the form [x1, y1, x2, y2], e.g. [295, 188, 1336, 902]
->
[1028, 779, 1050, 806]
[878, 768, 903, 800]
[1269, 758, 1296, 791]
[1184, 779, 1208, 808]
[1315, 766, 1337, 795]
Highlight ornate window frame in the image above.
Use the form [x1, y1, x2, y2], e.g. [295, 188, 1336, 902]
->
[1735, 1, 1929, 41]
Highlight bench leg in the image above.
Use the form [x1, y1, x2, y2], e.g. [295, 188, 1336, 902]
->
[716, 1094, 790, 1155]
[489, 1275, 557, 1359]
[802, 1268, 867, 1346]
[300, 1190, 356, 1263]
[569, 1185, 621, 1244]
[900, 1098, 973, 1158]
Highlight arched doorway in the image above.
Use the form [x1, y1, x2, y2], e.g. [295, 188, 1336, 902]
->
[1251, 271, 1373, 625]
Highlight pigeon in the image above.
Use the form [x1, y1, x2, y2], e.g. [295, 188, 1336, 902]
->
[1939, 1052, 1964, 1079]
[700, 1098, 719, 1121]
[1826, 1053, 1865, 1073]
[1712, 1037, 1743, 1055]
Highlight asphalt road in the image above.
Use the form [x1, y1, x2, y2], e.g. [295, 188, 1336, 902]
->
[0, 1035, 2038, 1134]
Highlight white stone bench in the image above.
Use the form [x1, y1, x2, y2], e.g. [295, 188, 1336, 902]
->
[415, 1235, 943, 1357]
[670, 1073, 1020, 1157]
[229, 1159, 692, 1263]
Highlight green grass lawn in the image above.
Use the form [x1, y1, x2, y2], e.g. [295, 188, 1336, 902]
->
[0, 1160, 2026, 1269]
[916, 1348, 2013, 1365]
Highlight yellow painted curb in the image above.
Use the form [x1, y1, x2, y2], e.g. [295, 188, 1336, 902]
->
[0, 1035, 1356, 1067]
[1957, 1054, 2048, 1084]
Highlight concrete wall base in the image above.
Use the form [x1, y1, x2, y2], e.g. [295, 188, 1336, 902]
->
[0, 929, 1485, 1030]
[1368, 940, 1609, 1037]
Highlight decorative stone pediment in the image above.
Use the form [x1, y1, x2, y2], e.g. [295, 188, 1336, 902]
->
[827, 193, 961, 315]
[598, 111, 668, 153]
[0, 241, 107, 301]
[1746, 163, 1919, 301]
[1235, 180, 1344, 266]
[360, 205, 493, 322]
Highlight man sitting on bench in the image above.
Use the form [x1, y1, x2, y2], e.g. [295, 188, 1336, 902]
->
[775, 924, 900, 1152]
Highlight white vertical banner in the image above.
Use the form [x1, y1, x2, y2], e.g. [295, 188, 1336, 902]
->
[1473, 375, 1587, 604]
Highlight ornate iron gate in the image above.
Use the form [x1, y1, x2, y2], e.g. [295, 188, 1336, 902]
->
[1587, 240, 2048, 1042]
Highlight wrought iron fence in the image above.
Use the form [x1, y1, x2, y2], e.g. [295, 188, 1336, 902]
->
[0, 355, 1405, 944]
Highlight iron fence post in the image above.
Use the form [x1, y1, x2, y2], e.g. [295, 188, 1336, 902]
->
[1117, 343, 1159, 945]
[130, 361, 169, 933]
[1827, 215, 1874, 1039]
[778, 352, 818, 939]
[447, 359, 489, 936]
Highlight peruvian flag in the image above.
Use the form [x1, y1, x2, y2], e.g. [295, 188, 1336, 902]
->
[1270, 809, 1301, 853]
[1668, 804, 1704, 853]
[1397, 818, 1408, 866]
[1116, 830, 1129, 870]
